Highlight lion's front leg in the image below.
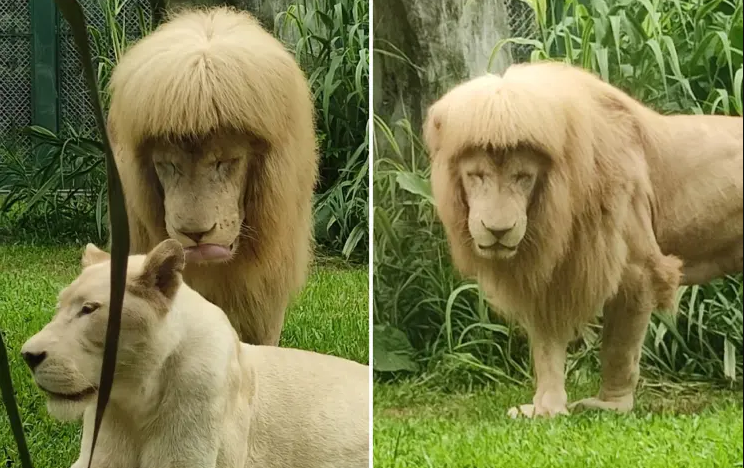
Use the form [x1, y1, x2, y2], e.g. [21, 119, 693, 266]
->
[508, 331, 569, 419]
[571, 269, 655, 413]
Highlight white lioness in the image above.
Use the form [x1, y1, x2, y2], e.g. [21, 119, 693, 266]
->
[21, 239, 369, 468]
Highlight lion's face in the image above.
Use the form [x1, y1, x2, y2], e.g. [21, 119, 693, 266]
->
[21, 241, 183, 420]
[150, 134, 256, 263]
[458, 147, 542, 260]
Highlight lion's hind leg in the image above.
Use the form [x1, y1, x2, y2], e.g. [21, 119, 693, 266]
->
[571, 255, 682, 413]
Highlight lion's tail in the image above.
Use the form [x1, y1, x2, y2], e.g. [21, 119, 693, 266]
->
[651, 254, 684, 314]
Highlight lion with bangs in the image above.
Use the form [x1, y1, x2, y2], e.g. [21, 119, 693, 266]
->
[106, 7, 319, 345]
[425, 61, 743, 418]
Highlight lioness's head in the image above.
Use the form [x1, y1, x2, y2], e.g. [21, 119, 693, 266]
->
[20, 240, 185, 420]
[147, 132, 264, 264]
[458, 146, 544, 260]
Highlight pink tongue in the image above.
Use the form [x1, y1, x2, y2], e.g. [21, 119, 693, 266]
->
[184, 244, 232, 263]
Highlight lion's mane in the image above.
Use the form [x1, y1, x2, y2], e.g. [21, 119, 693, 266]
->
[106, 7, 318, 344]
[424, 61, 684, 339]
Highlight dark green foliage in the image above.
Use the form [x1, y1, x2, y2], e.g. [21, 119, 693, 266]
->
[275, 0, 369, 261]
[0, 127, 107, 243]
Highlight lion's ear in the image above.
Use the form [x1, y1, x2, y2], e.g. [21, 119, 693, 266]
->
[82, 243, 110, 268]
[138, 239, 185, 299]
[422, 107, 442, 160]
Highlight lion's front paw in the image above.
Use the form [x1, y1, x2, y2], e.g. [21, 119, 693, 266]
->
[569, 395, 634, 413]
[507, 401, 569, 419]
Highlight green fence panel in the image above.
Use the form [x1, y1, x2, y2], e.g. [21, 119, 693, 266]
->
[31, 0, 58, 133]
[0, 0, 151, 143]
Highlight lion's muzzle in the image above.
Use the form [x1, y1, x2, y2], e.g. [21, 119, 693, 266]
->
[469, 217, 524, 260]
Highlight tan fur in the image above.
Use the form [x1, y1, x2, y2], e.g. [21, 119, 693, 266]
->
[106, 6, 319, 345]
[422, 61, 741, 417]
[21, 241, 369, 468]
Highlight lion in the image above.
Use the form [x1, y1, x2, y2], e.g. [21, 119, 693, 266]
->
[20, 240, 369, 468]
[106, 6, 319, 345]
[424, 61, 743, 418]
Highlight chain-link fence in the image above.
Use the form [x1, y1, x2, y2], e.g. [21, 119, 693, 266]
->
[0, 0, 150, 145]
[58, 0, 151, 138]
[0, 0, 32, 143]
[505, 0, 538, 63]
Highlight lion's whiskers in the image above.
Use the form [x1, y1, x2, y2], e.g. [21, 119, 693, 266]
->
[239, 222, 258, 242]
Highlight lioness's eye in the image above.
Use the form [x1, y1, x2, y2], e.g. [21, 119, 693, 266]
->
[466, 171, 484, 181]
[78, 302, 100, 317]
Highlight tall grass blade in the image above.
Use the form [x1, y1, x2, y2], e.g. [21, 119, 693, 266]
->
[52, 1, 131, 467]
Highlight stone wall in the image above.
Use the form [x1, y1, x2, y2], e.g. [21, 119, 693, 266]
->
[373, 0, 515, 151]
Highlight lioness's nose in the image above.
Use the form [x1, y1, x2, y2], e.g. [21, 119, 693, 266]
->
[482, 220, 514, 239]
[177, 224, 216, 244]
[22, 351, 47, 371]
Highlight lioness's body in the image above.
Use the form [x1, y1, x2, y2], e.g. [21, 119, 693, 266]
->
[21, 242, 369, 468]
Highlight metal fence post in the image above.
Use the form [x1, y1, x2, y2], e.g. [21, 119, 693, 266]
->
[31, 0, 59, 133]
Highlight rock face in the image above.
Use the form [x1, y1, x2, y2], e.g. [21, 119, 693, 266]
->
[373, 0, 518, 149]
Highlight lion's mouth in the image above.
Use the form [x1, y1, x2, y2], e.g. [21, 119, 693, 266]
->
[184, 243, 235, 263]
[478, 242, 518, 252]
[39, 385, 97, 402]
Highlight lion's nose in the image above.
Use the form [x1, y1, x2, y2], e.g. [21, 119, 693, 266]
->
[177, 224, 216, 244]
[482, 220, 514, 239]
[22, 351, 47, 371]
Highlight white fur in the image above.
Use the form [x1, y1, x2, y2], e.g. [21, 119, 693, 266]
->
[22, 244, 369, 468]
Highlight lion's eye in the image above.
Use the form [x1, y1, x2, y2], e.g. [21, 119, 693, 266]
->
[216, 159, 236, 171]
[155, 161, 178, 177]
[78, 302, 100, 317]
[514, 172, 533, 184]
[466, 171, 484, 181]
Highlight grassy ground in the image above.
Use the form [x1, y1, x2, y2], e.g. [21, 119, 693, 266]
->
[0, 244, 368, 467]
[374, 378, 743, 468]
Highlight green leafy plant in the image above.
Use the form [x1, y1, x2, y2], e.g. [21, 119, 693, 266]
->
[0, 126, 107, 242]
[492, 0, 743, 115]
[275, 0, 370, 261]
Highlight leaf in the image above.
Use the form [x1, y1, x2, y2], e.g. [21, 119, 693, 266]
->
[0, 332, 34, 468]
[734, 66, 743, 116]
[723, 338, 737, 381]
[395, 171, 433, 204]
[52, 2, 132, 468]
[372, 325, 418, 373]
[342, 223, 366, 259]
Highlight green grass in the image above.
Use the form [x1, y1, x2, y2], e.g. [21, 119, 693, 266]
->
[0, 244, 368, 467]
[374, 380, 743, 468]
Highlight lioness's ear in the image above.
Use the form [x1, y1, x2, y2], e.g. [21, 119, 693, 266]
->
[138, 239, 185, 299]
[82, 243, 110, 267]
